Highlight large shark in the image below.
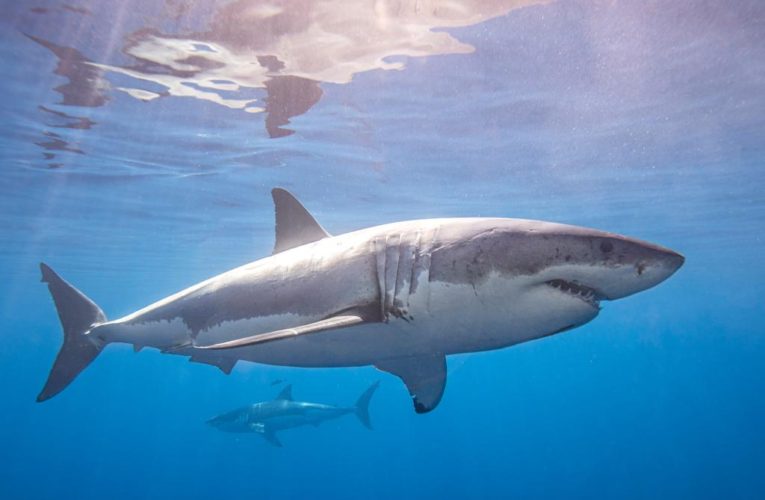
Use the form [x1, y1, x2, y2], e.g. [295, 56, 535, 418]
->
[38, 188, 684, 412]
[207, 382, 379, 447]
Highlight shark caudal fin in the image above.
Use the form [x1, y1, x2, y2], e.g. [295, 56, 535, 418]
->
[37, 263, 107, 402]
[355, 381, 380, 430]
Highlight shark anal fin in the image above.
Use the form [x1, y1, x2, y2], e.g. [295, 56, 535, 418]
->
[195, 315, 365, 350]
[376, 354, 446, 414]
[272, 188, 330, 254]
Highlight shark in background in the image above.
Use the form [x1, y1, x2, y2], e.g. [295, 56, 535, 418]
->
[37, 188, 684, 413]
[207, 382, 379, 447]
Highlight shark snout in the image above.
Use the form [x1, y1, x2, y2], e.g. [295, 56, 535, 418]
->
[661, 248, 685, 271]
[656, 248, 685, 278]
[649, 244, 684, 281]
[598, 239, 684, 300]
[206, 414, 230, 428]
[633, 239, 684, 278]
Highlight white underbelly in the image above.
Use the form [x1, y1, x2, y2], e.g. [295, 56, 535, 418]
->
[99, 274, 596, 368]
[234, 275, 593, 367]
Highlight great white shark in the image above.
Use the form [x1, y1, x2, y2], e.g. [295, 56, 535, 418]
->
[38, 188, 684, 412]
[207, 382, 379, 447]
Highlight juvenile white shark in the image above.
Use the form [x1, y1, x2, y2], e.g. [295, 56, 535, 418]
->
[207, 382, 379, 447]
[38, 188, 684, 412]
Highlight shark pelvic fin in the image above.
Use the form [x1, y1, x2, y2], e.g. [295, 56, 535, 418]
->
[275, 384, 293, 400]
[189, 354, 237, 374]
[272, 188, 330, 254]
[375, 354, 446, 414]
[195, 314, 365, 350]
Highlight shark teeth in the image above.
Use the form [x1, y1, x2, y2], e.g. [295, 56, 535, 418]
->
[546, 279, 601, 309]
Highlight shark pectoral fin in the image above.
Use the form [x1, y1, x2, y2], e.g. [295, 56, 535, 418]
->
[253, 425, 282, 447]
[375, 354, 446, 414]
[263, 431, 282, 447]
[195, 315, 366, 350]
[272, 188, 331, 254]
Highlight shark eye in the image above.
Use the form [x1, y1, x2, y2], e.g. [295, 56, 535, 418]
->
[599, 241, 613, 253]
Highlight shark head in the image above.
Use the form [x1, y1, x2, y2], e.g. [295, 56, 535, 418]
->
[205, 413, 233, 430]
[429, 219, 685, 341]
[205, 407, 254, 433]
[519, 221, 684, 302]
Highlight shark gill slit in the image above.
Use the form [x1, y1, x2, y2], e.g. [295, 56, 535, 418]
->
[407, 231, 423, 303]
[383, 233, 401, 318]
[392, 236, 406, 311]
[373, 237, 387, 321]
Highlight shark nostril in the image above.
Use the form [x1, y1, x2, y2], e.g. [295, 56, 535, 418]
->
[636, 262, 646, 275]
[600, 241, 613, 253]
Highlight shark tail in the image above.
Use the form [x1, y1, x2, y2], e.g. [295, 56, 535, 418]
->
[355, 381, 380, 430]
[37, 263, 107, 402]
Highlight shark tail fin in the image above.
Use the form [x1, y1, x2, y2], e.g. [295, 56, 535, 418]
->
[354, 381, 380, 430]
[37, 263, 107, 402]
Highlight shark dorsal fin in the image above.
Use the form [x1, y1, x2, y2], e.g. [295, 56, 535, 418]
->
[275, 384, 293, 400]
[272, 188, 330, 254]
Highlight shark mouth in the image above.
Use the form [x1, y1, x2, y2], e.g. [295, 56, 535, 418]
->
[546, 279, 602, 309]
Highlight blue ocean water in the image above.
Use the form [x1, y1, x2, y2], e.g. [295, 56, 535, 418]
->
[0, 0, 763, 498]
